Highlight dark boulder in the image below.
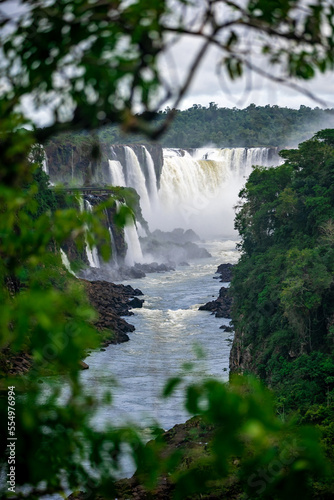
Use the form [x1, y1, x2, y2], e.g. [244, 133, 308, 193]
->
[83, 279, 143, 345]
[199, 287, 232, 319]
[216, 263, 234, 282]
[220, 325, 234, 332]
[129, 297, 144, 308]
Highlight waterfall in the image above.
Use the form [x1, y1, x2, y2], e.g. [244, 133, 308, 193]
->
[142, 146, 159, 206]
[155, 147, 276, 236]
[60, 249, 77, 277]
[42, 155, 49, 175]
[82, 199, 101, 269]
[115, 201, 144, 267]
[49, 145, 281, 265]
[108, 158, 126, 186]
[123, 146, 151, 220]
[124, 220, 144, 267]
[103, 145, 280, 238]
[104, 208, 118, 267]
[136, 221, 147, 238]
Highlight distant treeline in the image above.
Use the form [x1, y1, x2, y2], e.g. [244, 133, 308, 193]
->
[96, 103, 334, 148]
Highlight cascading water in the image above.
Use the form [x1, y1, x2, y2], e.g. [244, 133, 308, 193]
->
[106, 145, 279, 239]
[114, 201, 144, 267]
[154, 147, 275, 236]
[83, 199, 101, 269]
[60, 249, 77, 277]
[47, 145, 279, 267]
[124, 222, 144, 267]
[103, 207, 118, 267]
[142, 146, 159, 206]
[108, 158, 126, 187]
[42, 155, 49, 175]
[123, 146, 152, 221]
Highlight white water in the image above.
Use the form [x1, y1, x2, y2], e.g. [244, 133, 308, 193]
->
[84, 200, 101, 269]
[65, 145, 279, 272]
[155, 147, 272, 236]
[106, 146, 278, 238]
[60, 249, 77, 277]
[124, 220, 144, 266]
[124, 146, 152, 221]
[83, 239, 238, 433]
[142, 146, 159, 207]
[108, 159, 126, 186]
[42, 156, 49, 175]
[78, 145, 278, 269]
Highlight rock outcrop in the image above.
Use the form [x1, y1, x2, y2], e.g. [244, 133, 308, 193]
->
[140, 228, 211, 265]
[83, 279, 144, 345]
[215, 263, 234, 282]
[199, 287, 232, 318]
[229, 330, 254, 375]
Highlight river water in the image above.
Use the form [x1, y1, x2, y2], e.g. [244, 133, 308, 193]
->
[36, 237, 239, 494]
[81, 238, 238, 433]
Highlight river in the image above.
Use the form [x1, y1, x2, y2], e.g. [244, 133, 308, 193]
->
[77, 238, 238, 476]
[38, 237, 239, 494]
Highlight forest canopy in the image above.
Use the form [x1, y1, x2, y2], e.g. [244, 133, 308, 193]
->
[96, 103, 334, 148]
[231, 129, 334, 412]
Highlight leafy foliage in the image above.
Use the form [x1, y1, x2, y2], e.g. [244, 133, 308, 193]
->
[54, 104, 334, 149]
[231, 130, 334, 415]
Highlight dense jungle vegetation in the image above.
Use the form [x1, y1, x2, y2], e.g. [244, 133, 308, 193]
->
[95, 104, 334, 149]
[230, 129, 334, 468]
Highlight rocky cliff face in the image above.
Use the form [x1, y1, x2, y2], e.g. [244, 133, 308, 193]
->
[86, 194, 128, 260]
[45, 139, 164, 187]
[229, 326, 254, 375]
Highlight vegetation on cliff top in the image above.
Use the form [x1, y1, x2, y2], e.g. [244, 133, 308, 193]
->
[44, 104, 334, 154]
[96, 104, 334, 149]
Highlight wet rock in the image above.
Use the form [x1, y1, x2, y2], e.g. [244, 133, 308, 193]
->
[149, 228, 201, 244]
[6, 351, 33, 376]
[80, 361, 89, 370]
[82, 279, 143, 345]
[216, 263, 234, 282]
[220, 325, 234, 332]
[199, 287, 232, 319]
[129, 297, 144, 308]
[139, 229, 211, 264]
[134, 262, 175, 273]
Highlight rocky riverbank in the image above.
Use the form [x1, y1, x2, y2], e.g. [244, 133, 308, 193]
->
[4, 278, 143, 375]
[82, 279, 144, 345]
[198, 264, 234, 321]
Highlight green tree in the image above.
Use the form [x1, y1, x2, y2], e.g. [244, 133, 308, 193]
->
[231, 131, 334, 416]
